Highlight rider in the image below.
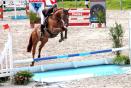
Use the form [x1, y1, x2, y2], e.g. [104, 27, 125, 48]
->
[0, 0, 3, 8]
[40, 4, 57, 37]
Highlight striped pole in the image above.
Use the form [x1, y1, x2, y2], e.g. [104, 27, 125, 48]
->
[14, 47, 128, 64]
[33, 47, 128, 62]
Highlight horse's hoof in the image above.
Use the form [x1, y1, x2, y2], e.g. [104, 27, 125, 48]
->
[38, 55, 41, 58]
[59, 39, 63, 42]
[30, 62, 34, 66]
[30, 64, 34, 66]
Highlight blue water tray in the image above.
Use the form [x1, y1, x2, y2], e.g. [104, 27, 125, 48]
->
[33, 65, 127, 83]
[11, 15, 28, 20]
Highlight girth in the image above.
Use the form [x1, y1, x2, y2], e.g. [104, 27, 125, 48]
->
[44, 28, 59, 38]
[42, 16, 61, 38]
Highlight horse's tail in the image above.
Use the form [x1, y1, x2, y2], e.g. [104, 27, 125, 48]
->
[27, 34, 33, 52]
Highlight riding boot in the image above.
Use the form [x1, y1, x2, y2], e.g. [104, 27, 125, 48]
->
[41, 24, 45, 38]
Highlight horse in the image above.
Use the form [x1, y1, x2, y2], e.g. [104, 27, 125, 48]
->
[27, 8, 69, 66]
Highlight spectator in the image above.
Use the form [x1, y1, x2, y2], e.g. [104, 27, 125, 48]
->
[85, 0, 89, 8]
[0, 0, 3, 8]
[2, 0, 6, 8]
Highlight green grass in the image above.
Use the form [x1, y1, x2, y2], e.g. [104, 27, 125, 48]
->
[107, 0, 131, 10]
[58, 1, 86, 8]
[57, 0, 131, 10]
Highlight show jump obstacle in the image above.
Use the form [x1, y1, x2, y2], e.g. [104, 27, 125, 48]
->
[0, 16, 131, 77]
[0, 25, 129, 78]
[0, 8, 3, 19]
[0, 24, 13, 77]
[1, 0, 28, 19]
[0, 3, 131, 78]
[69, 8, 90, 26]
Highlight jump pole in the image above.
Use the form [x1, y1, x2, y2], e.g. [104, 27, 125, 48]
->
[13, 0, 17, 19]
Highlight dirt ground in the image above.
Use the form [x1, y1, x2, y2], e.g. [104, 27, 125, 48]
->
[0, 10, 131, 88]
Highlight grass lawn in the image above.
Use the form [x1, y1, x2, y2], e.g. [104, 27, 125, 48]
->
[57, 0, 131, 10]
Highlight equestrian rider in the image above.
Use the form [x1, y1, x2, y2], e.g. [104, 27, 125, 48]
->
[0, 0, 3, 8]
[40, 4, 57, 37]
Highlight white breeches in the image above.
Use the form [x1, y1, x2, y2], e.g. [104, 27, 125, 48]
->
[40, 11, 45, 25]
[85, 1, 89, 5]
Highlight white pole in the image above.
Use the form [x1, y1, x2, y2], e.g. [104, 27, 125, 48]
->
[14, 5, 17, 19]
[7, 28, 13, 84]
[75, 0, 77, 8]
[62, 0, 64, 8]
[8, 30, 13, 69]
[120, 0, 122, 10]
[129, 12, 131, 64]
[13, 0, 17, 19]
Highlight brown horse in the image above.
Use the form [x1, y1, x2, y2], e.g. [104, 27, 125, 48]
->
[27, 8, 69, 66]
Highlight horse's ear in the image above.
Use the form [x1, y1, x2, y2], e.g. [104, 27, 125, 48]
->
[68, 8, 70, 12]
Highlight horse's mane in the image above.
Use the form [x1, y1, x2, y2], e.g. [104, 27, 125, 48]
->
[53, 8, 64, 14]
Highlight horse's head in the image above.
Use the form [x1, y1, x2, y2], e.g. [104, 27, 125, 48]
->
[54, 8, 69, 28]
[61, 9, 70, 28]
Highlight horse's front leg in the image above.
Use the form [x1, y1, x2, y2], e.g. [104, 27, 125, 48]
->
[59, 32, 64, 42]
[38, 38, 48, 58]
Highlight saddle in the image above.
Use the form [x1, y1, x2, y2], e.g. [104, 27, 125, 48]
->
[41, 15, 56, 38]
[44, 14, 52, 28]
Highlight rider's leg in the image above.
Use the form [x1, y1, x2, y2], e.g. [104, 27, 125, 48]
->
[40, 11, 45, 37]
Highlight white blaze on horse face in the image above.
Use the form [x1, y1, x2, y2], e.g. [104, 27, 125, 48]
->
[61, 19, 67, 28]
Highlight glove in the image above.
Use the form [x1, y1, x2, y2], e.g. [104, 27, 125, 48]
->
[52, 4, 57, 8]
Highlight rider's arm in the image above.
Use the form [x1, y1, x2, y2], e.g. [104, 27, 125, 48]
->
[45, 4, 57, 16]
[45, 7, 54, 16]
[42, 9, 47, 17]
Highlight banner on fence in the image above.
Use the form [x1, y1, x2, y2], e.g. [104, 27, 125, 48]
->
[69, 9, 90, 26]
[3, 0, 27, 5]
[0, 8, 3, 19]
[90, 0, 106, 23]
[29, 0, 57, 16]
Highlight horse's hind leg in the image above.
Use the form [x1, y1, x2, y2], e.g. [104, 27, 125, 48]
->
[30, 42, 38, 66]
[38, 38, 48, 58]
[59, 32, 64, 42]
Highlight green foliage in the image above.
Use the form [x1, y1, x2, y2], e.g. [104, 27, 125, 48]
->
[97, 10, 105, 24]
[57, 0, 131, 10]
[28, 11, 40, 24]
[113, 55, 130, 65]
[109, 23, 123, 56]
[0, 76, 9, 83]
[106, 0, 131, 10]
[14, 71, 33, 85]
[58, 1, 86, 8]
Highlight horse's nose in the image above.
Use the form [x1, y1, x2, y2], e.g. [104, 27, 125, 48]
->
[66, 23, 69, 27]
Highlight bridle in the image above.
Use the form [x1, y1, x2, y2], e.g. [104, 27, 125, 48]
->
[60, 9, 69, 28]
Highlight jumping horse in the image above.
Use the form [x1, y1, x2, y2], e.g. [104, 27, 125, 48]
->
[27, 8, 69, 66]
